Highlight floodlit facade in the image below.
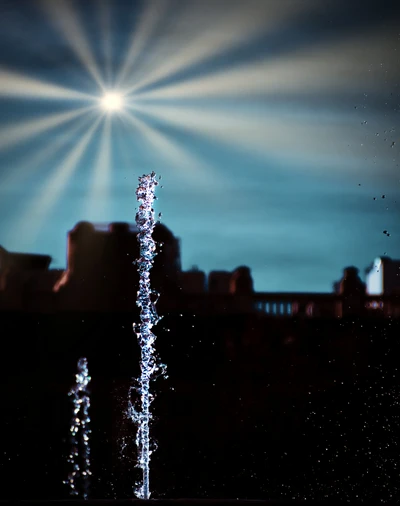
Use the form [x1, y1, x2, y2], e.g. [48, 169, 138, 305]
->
[366, 257, 400, 295]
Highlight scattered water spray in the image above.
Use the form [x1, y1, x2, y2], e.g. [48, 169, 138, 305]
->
[65, 357, 91, 500]
[128, 171, 166, 499]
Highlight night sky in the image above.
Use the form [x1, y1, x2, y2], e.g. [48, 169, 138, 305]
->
[0, 0, 399, 292]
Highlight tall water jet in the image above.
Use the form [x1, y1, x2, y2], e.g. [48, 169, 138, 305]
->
[128, 171, 166, 499]
[65, 357, 91, 500]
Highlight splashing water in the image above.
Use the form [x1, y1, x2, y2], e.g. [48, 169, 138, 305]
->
[65, 357, 92, 500]
[128, 171, 166, 499]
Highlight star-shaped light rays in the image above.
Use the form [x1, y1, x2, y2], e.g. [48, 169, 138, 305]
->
[0, 0, 398, 252]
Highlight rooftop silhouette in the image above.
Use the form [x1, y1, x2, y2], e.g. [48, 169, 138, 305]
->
[0, 221, 399, 317]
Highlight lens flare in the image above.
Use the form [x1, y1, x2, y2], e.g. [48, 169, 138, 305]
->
[100, 92, 123, 112]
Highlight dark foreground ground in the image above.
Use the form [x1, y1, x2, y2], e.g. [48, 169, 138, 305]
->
[4, 499, 400, 506]
[1, 312, 400, 502]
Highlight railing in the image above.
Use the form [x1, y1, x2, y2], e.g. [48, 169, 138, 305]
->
[253, 292, 400, 319]
[171, 292, 400, 318]
[0, 287, 399, 318]
[252, 292, 339, 317]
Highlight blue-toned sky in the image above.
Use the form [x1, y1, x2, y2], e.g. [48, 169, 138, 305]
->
[0, 0, 399, 292]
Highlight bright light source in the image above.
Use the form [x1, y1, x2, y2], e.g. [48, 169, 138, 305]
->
[100, 92, 123, 112]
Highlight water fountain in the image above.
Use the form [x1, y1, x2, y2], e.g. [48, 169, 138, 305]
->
[128, 171, 166, 499]
[64, 173, 165, 501]
[65, 357, 91, 500]
[10, 174, 310, 506]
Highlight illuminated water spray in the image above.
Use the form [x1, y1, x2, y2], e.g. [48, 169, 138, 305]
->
[128, 171, 166, 499]
[65, 357, 92, 500]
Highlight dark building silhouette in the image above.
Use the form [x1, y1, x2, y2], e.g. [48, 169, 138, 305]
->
[333, 266, 366, 317]
[0, 222, 399, 318]
[339, 266, 366, 295]
[230, 266, 254, 294]
[0, 245, 62, 309]
[208, 270, 232, 294]
[178, 265, 206, 294]
[53, 221, 182, 311]
[0, 245, 51, 271]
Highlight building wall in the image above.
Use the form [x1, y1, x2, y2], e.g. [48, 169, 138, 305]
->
[179, 270, 206, 293]
[208, 271, 231, 294]
[1, 229, 399, 318]
[384, 260, 400, 294]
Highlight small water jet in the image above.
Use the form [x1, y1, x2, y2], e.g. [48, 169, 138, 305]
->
[65, 357, 92, 500]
